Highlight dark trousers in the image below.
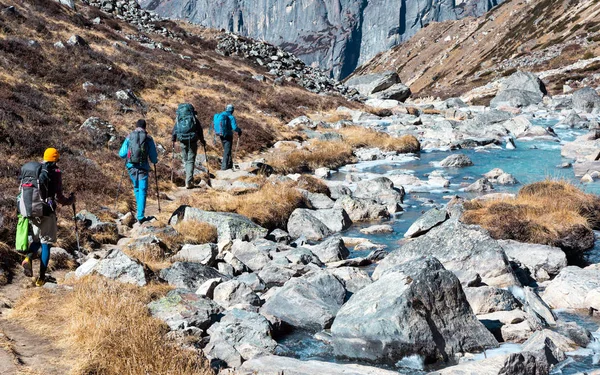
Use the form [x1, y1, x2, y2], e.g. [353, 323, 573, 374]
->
[220, 135, 233, 170]
[180, 140, 197, 186]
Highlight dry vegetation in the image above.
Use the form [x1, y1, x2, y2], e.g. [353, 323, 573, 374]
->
[0, 241, 18, 286]
[463, 181, 600, 251]
[10, 276, 212, 375]
[267, 140, 355, 174]
[180, 181, 306, 230]
[337, 127, 420, 153]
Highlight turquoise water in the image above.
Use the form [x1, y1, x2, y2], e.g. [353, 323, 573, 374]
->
[278, 122, 600, 373]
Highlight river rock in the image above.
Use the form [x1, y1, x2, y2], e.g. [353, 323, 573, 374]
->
[75, 249, 149, 286]
[213, 280, 261, 310]
[333, 195, 389, 221]
[172, 243, 217, 265]
[360, 224, 394, 234]
[147, 289, 223, 331]
[287, 208, 351, 241]
[238, 355, 401, 375]
[258, 264, 298, 287]
[170, 206, 268, 242]
[483, 168, 518, 185]
[327, 184, 352, 199]
[205, 309, 277, 366]
[326, 267, 372, 295]
[260, 270, 346, 331]
[345, 71, 399, 96]
[464, 177, 494, 192]
[266, 229, 292, 244]
[464, 286, 520, 314]
[230, 240, 271, 272]
[303, 235, 349, 264]
[353, 177, 404, 212]
[404, 207, 448, 238]
[542, 265, 600, 309]
[523, 329, 579, 352]
[374, 220, 519, 287]
[236, 273, 266, 293]
[572, 87, 600, 113]
[439, 154, 474, 168]
[491, 89, 544, 108]
[490, 71, 546, 108]
[331, 257, 498, 364]
[372, 82, 411, 102]
[498, 240, 567, 281]
[160, 262, 226, 290]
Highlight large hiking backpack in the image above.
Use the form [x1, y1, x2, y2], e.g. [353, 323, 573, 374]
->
[18, 161, 49, 218]
[127, 130, 147, 165]
[175, 103, 198, 142]
[213, 112, 232, 137]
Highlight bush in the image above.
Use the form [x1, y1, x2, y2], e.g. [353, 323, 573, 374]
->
[338, 127, 420, 153]
[268, 140, 355, 174]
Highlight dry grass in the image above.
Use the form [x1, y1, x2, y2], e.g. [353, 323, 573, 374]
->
[181, 181, 306, 230]
[463, 180, 600, 248]
[0, 241, 18, 286]
[337, 127, 421, 153]
[297, 175, 331, 196]
[268, 140, 355, 174]
[10, 276, 212, 375]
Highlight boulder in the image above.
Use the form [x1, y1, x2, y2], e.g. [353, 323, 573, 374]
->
[172, 243, 217, 265]
[331, 257, 498, 364]
[147, 289, 223, 331]
[303, 235, 349, 264]
[372, 83, 411, 102]
[499, 240, 567, 281]
[360, 224, 394, 234]
[404, 207, 448, 238]
[266, 229, 292, 244]
[326, 267, 372, 295]
[490, 89, 544, 108]
[258, 264, 297, 287]
[439, 154, 474, 168]
[523, 329, 580, 353]
[353, 177, 404, 212]
[238, 355, 401, 375]
[572, 87, 600, 113]
[287, 208, 351, 241]
[464, 177, 494, 193]
[311, 208, 352, 233]
[205, 309, 277, 366]
[287, 116, 315, 129]
[75, 249, 148, 286]
[169, 206, 268, 242]
[345, 71, 400, 96]
[159, 262, 226, 290]
[212, 280, 261, 309]
[542, 265, 600, 309]
[513, 286, 556, 328]
[236, 272, 266, 292]
[67, 34, 88, 47]
[464, 286, 520, 314]
[196, 277, 223, 298]
[333, 195, 389, 222]
[230, 240, 271, 272]
[374, 220, 519, 287]
[79, 117, 118, 147]
[303, 191, 334, 209]
[483, 168, 518, 185]
[260, 271, 346, 331]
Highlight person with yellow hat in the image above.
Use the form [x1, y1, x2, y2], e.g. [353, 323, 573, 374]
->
[18, 147, 75, 286]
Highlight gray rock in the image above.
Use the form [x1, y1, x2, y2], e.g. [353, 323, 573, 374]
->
[326, 267, 372, 295]
[464, 177, 494, 192]
[75, 249, 148, 286]
[360, 224, 393, 234]
[490, 89, 544, 108]
[303, 191, 335, 209]
[331, 257, 498, 364]
[512, 286, 557, 328]
[213, 280, 261, 309]
[501, 71, 547, 96]
[260, 271, 346, 331]
[236, 272, 266, 292]
[195, 277, 222, 298]
[147, 289, 223, 330]
[542, 265, 600, 309]
[572, 87, 600, 113]
[238, 355, 400, 375]
[439, 154, 474, 168]
[353, 177, 404, 212]
[266, 229, 292, 244]
[67, 35, 87, 47]
[464, 286, 520, 314]
[404, 207, 448, 238]
[442, 98, 468, 108]
[172, 243, 217, 265]
[170, 206, 268, 242]
[79, 117, 118, 147]
[258, 264, 297, 287]
[230, 240, 271, 272]
[160, 262, 226, 290]
[303, 235, 349, 264]
[346, 71, 400, 96]
[333, 195, 389, 222]
[499, 240, 567, 281]
[287, 208, 351, 241]
[372, 82, 411, 102]
[523, 329, 578, 353]
[56, 0, 76, 8]
[374, 220, 519, 287]
[328, 184, 352, 200]
[311, 208, 352, 233]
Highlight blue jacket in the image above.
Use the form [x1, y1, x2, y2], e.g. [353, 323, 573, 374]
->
[119, 129, 158, 171]
[213, 111, 241, 138]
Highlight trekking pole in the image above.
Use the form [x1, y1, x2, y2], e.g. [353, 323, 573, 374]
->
[154, 164, 161, 213]
[234, 134, 240, 169]
[170, 143, 175, 183]
[114, 169, 125, 211]
[202, 143, 212, 188]
[72, 202, 81, 252]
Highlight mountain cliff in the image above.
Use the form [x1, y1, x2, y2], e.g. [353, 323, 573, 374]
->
[139, 0, 503, 79]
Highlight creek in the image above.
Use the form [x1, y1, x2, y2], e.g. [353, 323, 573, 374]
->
[276, 118, 600, 374]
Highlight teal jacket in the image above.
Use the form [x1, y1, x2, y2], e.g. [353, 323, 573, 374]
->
[118, 129, 158, 171]
[213, 111, 241, 138]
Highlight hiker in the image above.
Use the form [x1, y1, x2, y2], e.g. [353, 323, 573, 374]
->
[171, 103, 206, 189]
[18, 148, 75, 286]
[214, 104, 242, 170]
[119, 119, 158, 224]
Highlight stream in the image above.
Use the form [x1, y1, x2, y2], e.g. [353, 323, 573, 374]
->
[276, 118, 600, 374]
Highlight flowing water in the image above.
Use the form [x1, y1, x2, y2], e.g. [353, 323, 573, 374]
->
[278, 119, 600, 373]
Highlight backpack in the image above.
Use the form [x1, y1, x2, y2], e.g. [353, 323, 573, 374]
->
[17, 161, 49, 218]
[127, 130, 147, 165]
[175, 103, 198, 142]
[213, 112, 232, 137]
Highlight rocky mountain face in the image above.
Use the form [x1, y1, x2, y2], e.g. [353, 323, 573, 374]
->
[139, 0, 503, 79]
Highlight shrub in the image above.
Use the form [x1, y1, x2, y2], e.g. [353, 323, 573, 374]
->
[268, 140, 355, 174]
[297, 175, 331, 196]
[338, 127, 420, 153]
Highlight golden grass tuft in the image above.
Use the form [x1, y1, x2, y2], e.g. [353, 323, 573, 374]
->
[10, 276, 212, 375]
[267, 140, 355, 174]
[337, 127, 421, 153]
[181, 181, 306, 230]
[296, 175, 331, 196]
[463, 180, 600, 247]
[172, 221, 219, 246]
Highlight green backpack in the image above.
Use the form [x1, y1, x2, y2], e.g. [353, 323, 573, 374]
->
[175, 103, 198, 142]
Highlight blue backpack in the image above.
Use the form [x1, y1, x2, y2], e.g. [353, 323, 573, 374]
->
[213, 112, 232, 137]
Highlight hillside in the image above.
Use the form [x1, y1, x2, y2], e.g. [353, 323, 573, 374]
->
[352, 0, 600, 100]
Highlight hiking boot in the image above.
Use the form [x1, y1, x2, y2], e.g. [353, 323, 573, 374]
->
[186, 184, 193, 189]
[138, 216, 156, 225]
[22, 258, 32, 278]
[35, 277, 45, 287]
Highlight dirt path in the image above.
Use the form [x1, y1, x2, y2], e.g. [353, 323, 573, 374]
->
[0, 263, 70, 375]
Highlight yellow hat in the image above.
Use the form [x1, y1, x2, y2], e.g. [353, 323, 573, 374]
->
[43, 148, 59, 162]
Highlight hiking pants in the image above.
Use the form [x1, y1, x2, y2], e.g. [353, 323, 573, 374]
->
[128, 168, 148, 221]
[180, 140, 197, 186]
[29, 215, 55, 278]
[220, 135, 233, 170]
